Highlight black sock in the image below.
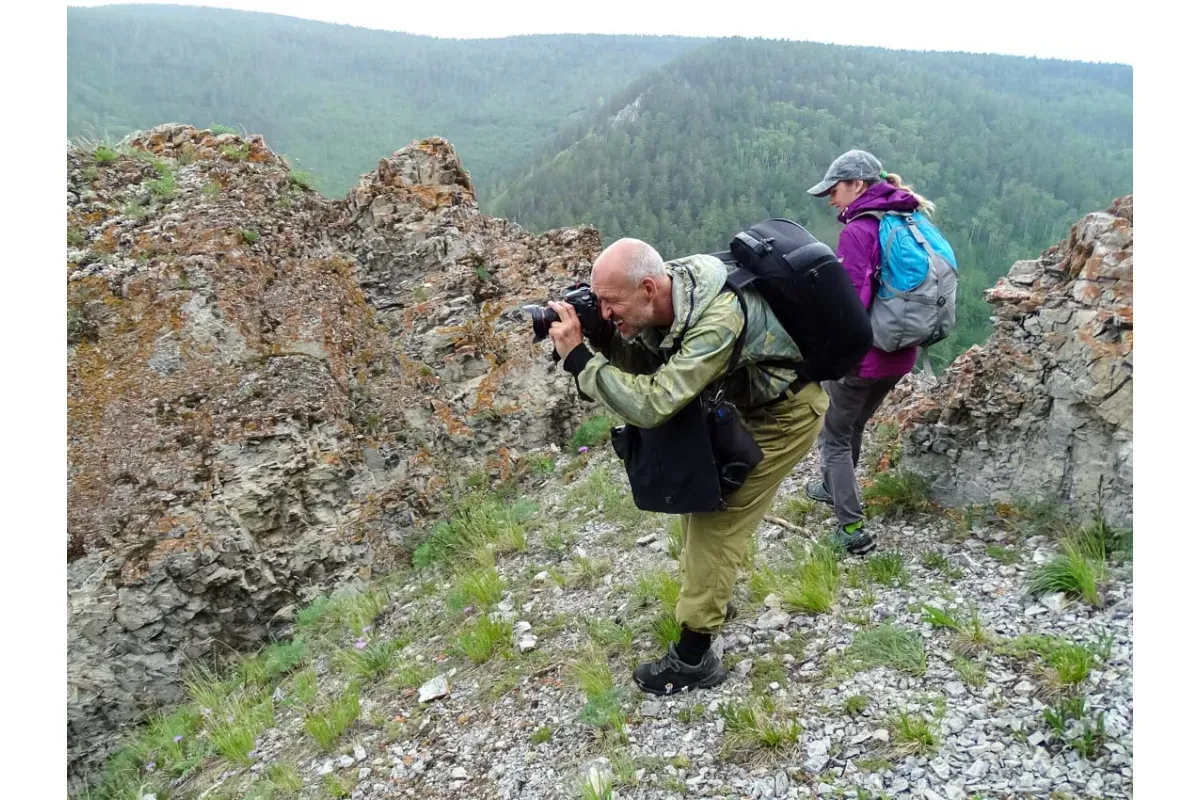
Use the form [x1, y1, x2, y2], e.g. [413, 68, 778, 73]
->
[676, 627, 712, 666]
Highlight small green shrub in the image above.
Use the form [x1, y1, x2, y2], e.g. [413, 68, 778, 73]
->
[843, 694, 869, 717]
[570, 414, 618, 449]
[93, 145, 117, 164]
[862, 471, 932, 518]
[573, 657, 628, 739]
[290, 169, 316, 191]
[147, 171, 177, 198]
[241, 228, 260, 244]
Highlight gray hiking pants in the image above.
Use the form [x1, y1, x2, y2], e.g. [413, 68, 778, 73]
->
[818, 374, 905, 526]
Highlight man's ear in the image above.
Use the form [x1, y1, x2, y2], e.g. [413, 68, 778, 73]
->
[639, 276, 657, 300]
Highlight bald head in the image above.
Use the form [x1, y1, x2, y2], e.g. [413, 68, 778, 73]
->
[592, 238, 666, 288]
[590, 238, 674, 339]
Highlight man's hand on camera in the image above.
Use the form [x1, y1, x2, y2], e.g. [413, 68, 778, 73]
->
[548, 301, 585, 361]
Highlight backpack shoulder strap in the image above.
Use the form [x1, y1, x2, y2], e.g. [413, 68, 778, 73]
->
[665, 274, 751, 389]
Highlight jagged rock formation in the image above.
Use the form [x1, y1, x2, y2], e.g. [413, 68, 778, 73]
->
[66, 125, 600, 778]
[877, 196, 1133, 527]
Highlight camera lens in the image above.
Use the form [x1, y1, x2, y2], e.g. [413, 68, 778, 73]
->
[523, 304, 560, 341]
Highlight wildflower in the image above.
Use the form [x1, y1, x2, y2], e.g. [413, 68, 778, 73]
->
[578, 446, 589, 454]
[146, 761, 156, 772]
[173, 735, 183, 743]
[355, 638, 368, 650]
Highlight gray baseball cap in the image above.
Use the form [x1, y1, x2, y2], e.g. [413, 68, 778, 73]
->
[807, 149, 884, 196]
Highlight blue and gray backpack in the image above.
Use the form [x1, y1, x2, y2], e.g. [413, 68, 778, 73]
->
[854, 210, 958, 353]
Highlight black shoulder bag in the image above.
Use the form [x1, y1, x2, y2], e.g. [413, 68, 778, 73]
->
[609, 285, 763, 514]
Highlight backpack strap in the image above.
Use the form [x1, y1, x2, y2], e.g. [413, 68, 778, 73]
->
[665, 276, 751, 400]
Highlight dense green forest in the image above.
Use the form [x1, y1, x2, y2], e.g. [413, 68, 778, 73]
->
[67, 7, 1131, 369]
[491, 39, 1132, 367]
[67, 5, 704, 196]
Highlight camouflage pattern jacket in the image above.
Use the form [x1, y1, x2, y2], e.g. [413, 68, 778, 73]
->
[562, 254, 805, 428]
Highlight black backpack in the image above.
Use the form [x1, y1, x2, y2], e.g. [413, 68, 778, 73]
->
[712, 218, 873, 384]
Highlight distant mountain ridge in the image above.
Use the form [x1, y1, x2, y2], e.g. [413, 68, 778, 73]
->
[68, 4, 707, 196]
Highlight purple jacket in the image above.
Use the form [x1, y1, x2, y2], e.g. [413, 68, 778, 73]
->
[836, 182, 921, 378]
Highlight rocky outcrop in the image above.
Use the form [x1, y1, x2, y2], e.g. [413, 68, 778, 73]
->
[67, 125, 601, 777]
[877, 196, 1133, 527]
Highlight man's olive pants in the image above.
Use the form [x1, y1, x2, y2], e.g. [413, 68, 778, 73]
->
[675, 381, 828, 633]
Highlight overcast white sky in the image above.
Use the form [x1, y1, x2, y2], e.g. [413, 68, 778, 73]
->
[66, 0, 1135, 64]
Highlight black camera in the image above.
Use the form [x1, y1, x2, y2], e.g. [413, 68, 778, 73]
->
[524, 283, 604, 341]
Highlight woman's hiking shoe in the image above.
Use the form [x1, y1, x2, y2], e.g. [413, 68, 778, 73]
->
[828, 523, 877, 556]
[632, 644, 728, 695]
[805, 480, 835, 506]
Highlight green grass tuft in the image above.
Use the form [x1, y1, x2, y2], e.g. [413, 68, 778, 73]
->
[335, 638, 402, 682]
[890, 710, 937, 755]
[457, 615, 511, 664]
[650, 613, 682, 650]
[846, 625, 927, 676]
[448, 567, 505, 613]
[985, 544, 1023, 565]
[570, 414, 619, 449]
[920, 549, 964, 580]
[412, 491, 536, 569]
[718, 696, 801, 756]
[303, 687, 360, 750]
[1028, 543, 1106, 606]
[865, 551, 908, 586]
[920, 603, 962, 631]
[781, 543, 841, 614]
[843, 694, 869, 717]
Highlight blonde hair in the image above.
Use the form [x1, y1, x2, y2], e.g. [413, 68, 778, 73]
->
[880, 173, 937, 216]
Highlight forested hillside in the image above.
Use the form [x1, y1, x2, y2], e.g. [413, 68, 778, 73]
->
[67, 8, 1131, 367]
[67, 5, 704, 196]
[490, 39, 1132, 367]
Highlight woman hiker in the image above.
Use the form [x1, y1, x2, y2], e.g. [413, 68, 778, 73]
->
[804, 148, 939, 556]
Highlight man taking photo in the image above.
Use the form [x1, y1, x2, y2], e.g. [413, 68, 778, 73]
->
[546, 237, 828, 695]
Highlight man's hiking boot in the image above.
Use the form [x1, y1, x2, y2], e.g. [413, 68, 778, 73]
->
[725, 603, 737, 622]
[828, 523, 877, 556]
[805, 480, 835, 506]
[632, 643, 728, 696]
